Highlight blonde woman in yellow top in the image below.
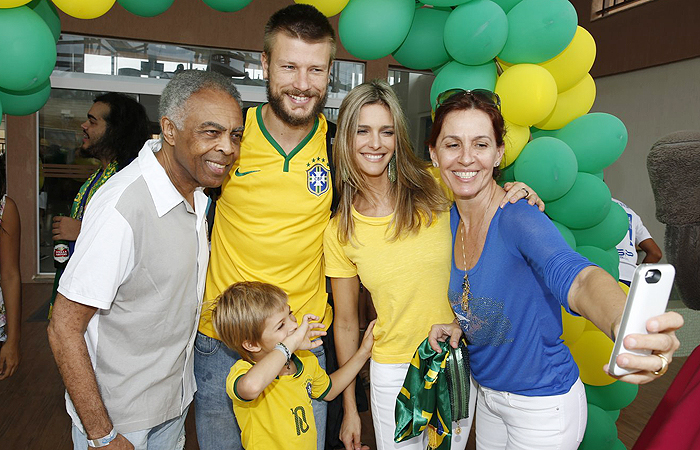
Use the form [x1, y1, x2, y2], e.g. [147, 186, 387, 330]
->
[324, 80, 541, 450]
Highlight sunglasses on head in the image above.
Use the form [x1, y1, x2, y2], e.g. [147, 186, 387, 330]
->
[435, 88, 501, 110]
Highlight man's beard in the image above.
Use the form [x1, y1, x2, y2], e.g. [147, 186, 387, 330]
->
[80, 135, 111, 161]
[266, 82, 328, 127]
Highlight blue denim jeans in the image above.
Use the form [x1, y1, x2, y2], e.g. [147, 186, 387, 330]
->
[71, 406, 188, 450]
[193, 332, 328, 450]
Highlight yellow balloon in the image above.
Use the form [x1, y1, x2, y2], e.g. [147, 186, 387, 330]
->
[569, 330, 616, 386]
[535, 73, 596, 130]
[539, 26, 596, 93]
[495, 64, 557, 127]
[496, 57, 512, 73]
[0, 0, 30, 7]
[52, 0, 115, 19]
[501, 119, 530, 168]
[294, 0, 349, 17]
[561, 306, 586, 345]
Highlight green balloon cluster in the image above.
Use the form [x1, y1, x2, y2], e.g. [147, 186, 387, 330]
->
[443, 0, 508, 66]
[553, 112, 628, 173]
[429, 60, 497, 108]
[339, 0, 415, 60]
[28, 0, 61, 43]
[552, 220, 576, 249]
[491, 0, 522, 13]
[513, 137, 578, 201]
[579, 404, 618, 450]
[201, 0, 253, 13]
[0, 6, 56, 92]
[393, 7, 450, 70]
[585, 381, 639, 411]
[118, 0, 174, 17]
[499, 0, 578, 64]
[0, 79, 51, 116]
[546, 172, 612, 229]
[576, 245, 620, 280]
[571, 201, 628, 250]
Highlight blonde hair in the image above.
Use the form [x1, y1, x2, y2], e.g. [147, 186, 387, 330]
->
[333, 79, 449, 244]
[212, 281, 289, 363]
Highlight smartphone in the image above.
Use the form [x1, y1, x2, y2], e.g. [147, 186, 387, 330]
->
[607, 263, 675, 377]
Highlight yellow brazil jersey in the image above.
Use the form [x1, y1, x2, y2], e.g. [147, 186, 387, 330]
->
[323, 209, 456, 364]
[228, 351, 332, 450]
[200, 106, 333, 338]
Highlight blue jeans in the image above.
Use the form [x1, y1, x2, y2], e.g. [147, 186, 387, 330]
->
[193, 332, 328, 450]
[71, 406, 188, 450]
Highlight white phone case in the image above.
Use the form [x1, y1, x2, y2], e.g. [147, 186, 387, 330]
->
[607, 263, 675, 377]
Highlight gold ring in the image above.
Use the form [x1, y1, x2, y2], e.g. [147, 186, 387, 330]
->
[652, 353, 669, 376]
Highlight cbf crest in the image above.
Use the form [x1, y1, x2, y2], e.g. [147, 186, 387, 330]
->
[306, 157, 330, 197]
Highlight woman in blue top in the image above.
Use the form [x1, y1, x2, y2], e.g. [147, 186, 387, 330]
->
[426, 89, 683, 450]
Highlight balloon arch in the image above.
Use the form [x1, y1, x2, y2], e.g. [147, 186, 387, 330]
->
[0, 0, 635, 448]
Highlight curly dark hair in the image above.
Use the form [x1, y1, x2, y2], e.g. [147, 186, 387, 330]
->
[91, 93, 151, 170]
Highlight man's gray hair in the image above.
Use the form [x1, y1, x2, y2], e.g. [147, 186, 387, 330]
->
[159, 70, 243, 128]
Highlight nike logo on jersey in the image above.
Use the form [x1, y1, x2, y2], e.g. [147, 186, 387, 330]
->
[234, 168, 260, 177]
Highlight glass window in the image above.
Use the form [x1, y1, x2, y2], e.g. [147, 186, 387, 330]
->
[591, 0, 656, 19]
[388, 68, 435, 160]
[54, 34, 364, 107]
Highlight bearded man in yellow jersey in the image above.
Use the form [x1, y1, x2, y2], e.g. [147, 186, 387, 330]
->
[194, 5, 339, 450]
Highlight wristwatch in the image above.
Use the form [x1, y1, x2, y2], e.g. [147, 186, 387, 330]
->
[87, 427, 117, 448]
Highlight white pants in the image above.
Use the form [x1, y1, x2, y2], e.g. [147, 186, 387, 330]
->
[370, 359, 476, 450]
[475, 378, 587, 450]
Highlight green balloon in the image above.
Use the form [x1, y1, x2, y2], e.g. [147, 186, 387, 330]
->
[579, 404, 618, 450]
[444, 0, 508, 65]
[0, 7, 56, 92]
[429, 60, 497, 109]
[606, 246, 620, 280]
[530, 126, 557, 139]
[570, 201, 628, 250]
[500, 162, 516, 183]
[585, 381, 639, 411]
[552, 220, 576, 249]
[546, 172, 611, 229]
[393, 8, 451, 70]
[421, 0, 470, 5]
[611, 438, 627, 450]
[577, 245, 619, 280]
[499, 0, 577, 64]
[513, 137, 578, 202]
[554, 113, 628, 174]
[118, 0, 175, 17]
[28, 0, 61, 43]
[339, 0, 415, 60]
[492, 0, 522, 13]
[0, 79, 51, 116]
[201, 0, 253, 12]
[607, 409, 621, 422]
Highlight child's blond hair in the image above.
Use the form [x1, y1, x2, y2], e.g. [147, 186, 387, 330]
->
[212, 281, 289, 363]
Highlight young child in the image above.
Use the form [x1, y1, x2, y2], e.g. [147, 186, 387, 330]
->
[212, 281, 375, 450]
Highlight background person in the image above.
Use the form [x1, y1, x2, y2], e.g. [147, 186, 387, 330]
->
[0, 154, 21, 380]
[613, 198, 662, 286]
[48, 71, 244, 450]
[427, 89, 683, 450]
[48, 93, 150, 317]
[212, 281, 375, 450]
[324, 80, 542, 450]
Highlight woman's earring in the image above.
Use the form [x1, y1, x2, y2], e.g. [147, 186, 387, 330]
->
[432, 160, 439, 168]
[388, 153, 397, 183]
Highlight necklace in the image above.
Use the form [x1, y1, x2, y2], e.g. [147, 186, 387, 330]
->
[458, 191, 498, 312]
